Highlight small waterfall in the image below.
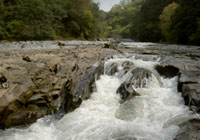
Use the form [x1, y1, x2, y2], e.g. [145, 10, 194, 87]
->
[0, 55, 195, 140]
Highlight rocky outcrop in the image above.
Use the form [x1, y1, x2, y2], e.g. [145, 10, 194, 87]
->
[116, 67, 153, 103]
[62, 62, 105, 113]
[117, 83, 139, 103]
[117, 42, 200, 140]
[155, 65, 179, 78]
[0, 43, 117, 128]
[174, 119, 200, 140]
[106, 60, 152, 103]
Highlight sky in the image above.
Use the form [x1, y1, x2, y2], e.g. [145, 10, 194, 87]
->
[93, 0, 121, 12]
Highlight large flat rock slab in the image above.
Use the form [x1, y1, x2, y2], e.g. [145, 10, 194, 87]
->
[0, 42, 117, 128]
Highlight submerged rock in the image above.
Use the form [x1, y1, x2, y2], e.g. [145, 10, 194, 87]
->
[130, 68, 152, 88]
[122, 61, 134, 71]
[117, 82, 139, 103]
[117, 67, 152, 102]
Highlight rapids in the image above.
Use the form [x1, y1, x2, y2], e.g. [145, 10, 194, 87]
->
[0, 55, 195, 140]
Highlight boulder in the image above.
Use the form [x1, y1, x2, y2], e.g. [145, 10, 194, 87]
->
[130, 68, 152, 88]
[117, 82, 139, 103]
[104, 43, 110, 48]
[116, 68, 152, 102]
[122, 61, 134, 71]
[105, 62, 118, 76]
[22, 56, 31, 62]
[0, 74, 7, 84]
[155, 65, 179, 78]
[0, 74, 8, 89]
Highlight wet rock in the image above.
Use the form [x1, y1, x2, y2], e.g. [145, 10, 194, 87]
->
[116, 68, 152, 102]
[59, 62, 104, 114]
[3, 109, 47, 128]
[104, 43, 110, 48]
[174, 119, 200, 140]
[60, 79, 80, 113]
[106, 62, 118, 76]
[130, 68, 152, 88]
[182, 83, 200, 112]
[117, 82, 139, 103]
[122, 61, 134, 71]
[0, 74, 7, 84]
[0, 74, 8, 89]
[174, 131, 200, 140]
[104, 41, 119, 49]
[22, 56, 31, 62]
[155, 65, 179, 78]
[29, 94, 45, 101]
[58, 42, 65, 47]
[0, 101, 48, 128]
[72, 62, 104, 100]
[179, 71, 200, 83]
[114, 42, 200, 138]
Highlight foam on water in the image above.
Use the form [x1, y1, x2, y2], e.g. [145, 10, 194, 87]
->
[0, 56, 195, 140]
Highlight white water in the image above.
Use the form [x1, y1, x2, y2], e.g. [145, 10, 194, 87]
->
[0, 56, 195, 140]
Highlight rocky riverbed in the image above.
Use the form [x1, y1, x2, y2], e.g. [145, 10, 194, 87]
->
[0, 41, 199, 140]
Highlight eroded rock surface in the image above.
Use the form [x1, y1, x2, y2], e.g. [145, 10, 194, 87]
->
[0, 42, 117, 128]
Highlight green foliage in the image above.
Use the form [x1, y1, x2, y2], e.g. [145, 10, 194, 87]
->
[159, 2, 179, 42]
[132, 0, 173, 42]
[1, 0, 200, 45]
[103, 0, 200, 45]
[170, 0, 200, 45]
[0, 0, 102, 41]
[103, 0, 144, 38]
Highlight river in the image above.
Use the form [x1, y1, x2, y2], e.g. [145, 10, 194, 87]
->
[0, 54, 195, 140]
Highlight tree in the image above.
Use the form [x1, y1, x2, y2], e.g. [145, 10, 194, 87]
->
[0, 0, 102, 40]
[132, 0, 174, 42]
[170, 0, 200, 45]
[103, 0, 143, 38]
[159, 2, 179, 42]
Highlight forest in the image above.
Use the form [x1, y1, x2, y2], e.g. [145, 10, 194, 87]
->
[0, 0, 104, 40]
[0, 0, 200, 45]
[104, 0, 200, 45]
